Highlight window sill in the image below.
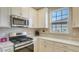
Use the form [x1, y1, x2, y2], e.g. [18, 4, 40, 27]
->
[41, 31, 69, 35]
[50, 32, 69, 35]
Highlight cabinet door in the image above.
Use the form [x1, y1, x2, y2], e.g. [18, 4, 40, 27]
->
[45, 40, 54, 52]
[38, 8, 48, 28]
[64, 44, 79, 52]
[38, 9, 44, 28]
[45, 40, 66, 52]
[34, 38, 39, 52]
[29, 8, 38, 28]
[38, 39, 54, 52]
[52, 42, 66, 52]
[72, 8, 79, 27]
[21, 7, 29, 18]
[38, 39, 46, 52]
[37, 39, 67, 52]
[0, 7, 11, 27]
[11, 7, 22, 16]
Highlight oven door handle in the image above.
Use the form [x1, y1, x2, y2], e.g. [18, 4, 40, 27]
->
[15, 42, 33, 50]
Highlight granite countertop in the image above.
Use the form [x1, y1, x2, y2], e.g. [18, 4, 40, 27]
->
[33, 36, 79, 46]
[0, 41, 14, 48]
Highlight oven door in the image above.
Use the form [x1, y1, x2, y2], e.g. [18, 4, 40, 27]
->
[14, 40, 33, 51]
[27, 44, 34, 51]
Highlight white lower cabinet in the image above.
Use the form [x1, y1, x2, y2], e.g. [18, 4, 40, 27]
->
[52, 42, 65, 52]
[63, 44, 79, 52]
[44, 40, 54, 52]
[35, 39, 56, 52]
[34, 38, 79, 52]
[38, 39, 46, 52]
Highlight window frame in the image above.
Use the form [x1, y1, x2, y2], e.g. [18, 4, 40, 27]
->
[50, 7, 70, 34]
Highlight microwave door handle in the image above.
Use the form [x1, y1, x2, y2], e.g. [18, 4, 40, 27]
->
[27, 20, 29, 26]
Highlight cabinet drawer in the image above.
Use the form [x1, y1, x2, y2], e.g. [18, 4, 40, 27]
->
[64, 44, 79, 52]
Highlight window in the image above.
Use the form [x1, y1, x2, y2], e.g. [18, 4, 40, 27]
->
[51, 8, 69, 33]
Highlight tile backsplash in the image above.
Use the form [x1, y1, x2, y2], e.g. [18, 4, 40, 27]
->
[0, 28, 36, 37]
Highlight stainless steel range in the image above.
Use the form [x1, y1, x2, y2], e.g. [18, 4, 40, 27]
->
[9, 32, 33, 51]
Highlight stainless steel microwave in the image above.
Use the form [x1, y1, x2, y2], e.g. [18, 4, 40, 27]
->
[10, 15, 29, 27]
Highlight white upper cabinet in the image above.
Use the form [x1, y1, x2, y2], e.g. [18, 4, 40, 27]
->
[29, 7, 48, 28]
[72, 7, 79, 28]
[11, 7, 22, 16]
[0, 7, 11, 28]
[21, 7, 29, 18]
[0, 7, 48, 28]
[38, 8, 48, 28]
[29, 8, 38, 28]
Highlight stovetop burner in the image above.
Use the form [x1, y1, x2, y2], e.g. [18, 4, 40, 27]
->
[9, 35, 33, 44]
